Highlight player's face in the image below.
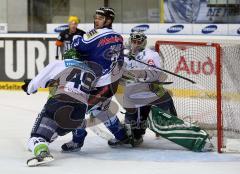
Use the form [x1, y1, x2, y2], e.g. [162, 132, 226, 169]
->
[131, 39, 143, 45]
[69, 21, 78, 33]
[130, 39, 143, 54]
[94, 14, 106, 29]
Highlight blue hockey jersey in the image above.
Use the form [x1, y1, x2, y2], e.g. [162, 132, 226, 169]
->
[71, 28, 124, 87]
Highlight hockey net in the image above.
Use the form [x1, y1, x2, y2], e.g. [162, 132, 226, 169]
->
[155, 40, 240, 153]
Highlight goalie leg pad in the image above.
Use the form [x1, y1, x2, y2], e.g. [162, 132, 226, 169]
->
[148, 106, 209, 152]
[153, 90, 177, 116]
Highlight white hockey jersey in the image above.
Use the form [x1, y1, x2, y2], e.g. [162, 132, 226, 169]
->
[27, 59, 97, 104]
[123, 48, 166, 108]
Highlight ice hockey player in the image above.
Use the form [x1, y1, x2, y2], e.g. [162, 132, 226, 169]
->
[22, 49, 99, 167]
[55, 15, 85, 59]
[107, 30, 177, 146]
[109, 31, 213, 152]
[60, 7, 129, 152]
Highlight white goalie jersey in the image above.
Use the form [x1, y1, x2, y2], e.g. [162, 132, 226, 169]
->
[123, 48, 166, 108]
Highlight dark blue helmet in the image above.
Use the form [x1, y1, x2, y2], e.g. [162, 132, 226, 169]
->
[95, 7, 115, 21]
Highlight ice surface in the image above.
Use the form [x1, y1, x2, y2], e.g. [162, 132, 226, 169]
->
[0, 91, 240, 174]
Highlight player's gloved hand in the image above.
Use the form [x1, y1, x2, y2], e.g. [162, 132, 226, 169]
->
[128, 54, 135, 60]
[21, 79, 32, 95]
[128, 52, 136, 60]
[63, 48, 88, 61]
[124, 49, 135, 60]
[149, 83, 165, 98]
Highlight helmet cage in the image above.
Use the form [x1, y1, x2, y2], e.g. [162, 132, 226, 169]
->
[129, 32, 147, 54]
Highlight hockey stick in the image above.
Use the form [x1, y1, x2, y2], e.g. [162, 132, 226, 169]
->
[121, 75, 173, 85]
[139, 81, 173, 85]
[86, 86, 119, 141]
[56, 46, 59, 60]
[87, 116, 114, 141]
[112, 47, 195, 84]
[125, 54, 195, 84]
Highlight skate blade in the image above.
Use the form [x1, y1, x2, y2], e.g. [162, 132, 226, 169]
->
[27, 156, 54, 167]
[109, 143, 133, 148]
[61, 148, 81, 153]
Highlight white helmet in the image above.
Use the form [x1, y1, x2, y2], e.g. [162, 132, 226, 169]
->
[128, 31, 147, 55]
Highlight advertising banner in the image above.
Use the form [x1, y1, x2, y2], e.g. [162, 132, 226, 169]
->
[122, 24, 159, 34]
[158, 24, 192, 35]
[0, 37, 57, 82]
[47, 23, 94, 34]
[47, 23, 240, 36]
[193, 24, 228, 35]
[164, 0, 240, 23]
[47, 23, 159, 34]
[228, 24, 240, 36]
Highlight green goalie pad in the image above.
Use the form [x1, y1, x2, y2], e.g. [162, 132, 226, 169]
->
[148, 106, 209, 152]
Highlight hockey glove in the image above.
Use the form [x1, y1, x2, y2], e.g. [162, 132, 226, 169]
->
[149, 83, 165, 98]
[63, 48, 88, 61]
[21, 79, 32, 95]
[128, 53, 136, 60]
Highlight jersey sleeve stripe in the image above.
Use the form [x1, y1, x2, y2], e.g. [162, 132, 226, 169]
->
[82, 31, 120, 44]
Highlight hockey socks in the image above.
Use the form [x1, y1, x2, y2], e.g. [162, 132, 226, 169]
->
[61, 128, 87, 152]
[103, 115, 127, 141]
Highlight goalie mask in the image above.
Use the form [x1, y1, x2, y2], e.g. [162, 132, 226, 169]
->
[129, 31, 147, 55]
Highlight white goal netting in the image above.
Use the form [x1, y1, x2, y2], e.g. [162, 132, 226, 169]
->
[155, 41, 240, 152]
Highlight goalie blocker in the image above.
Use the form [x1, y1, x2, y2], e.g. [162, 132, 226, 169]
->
[148, 106, 213, 152]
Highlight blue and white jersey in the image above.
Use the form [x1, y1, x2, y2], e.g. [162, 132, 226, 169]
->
[71, 28, 124, 87]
